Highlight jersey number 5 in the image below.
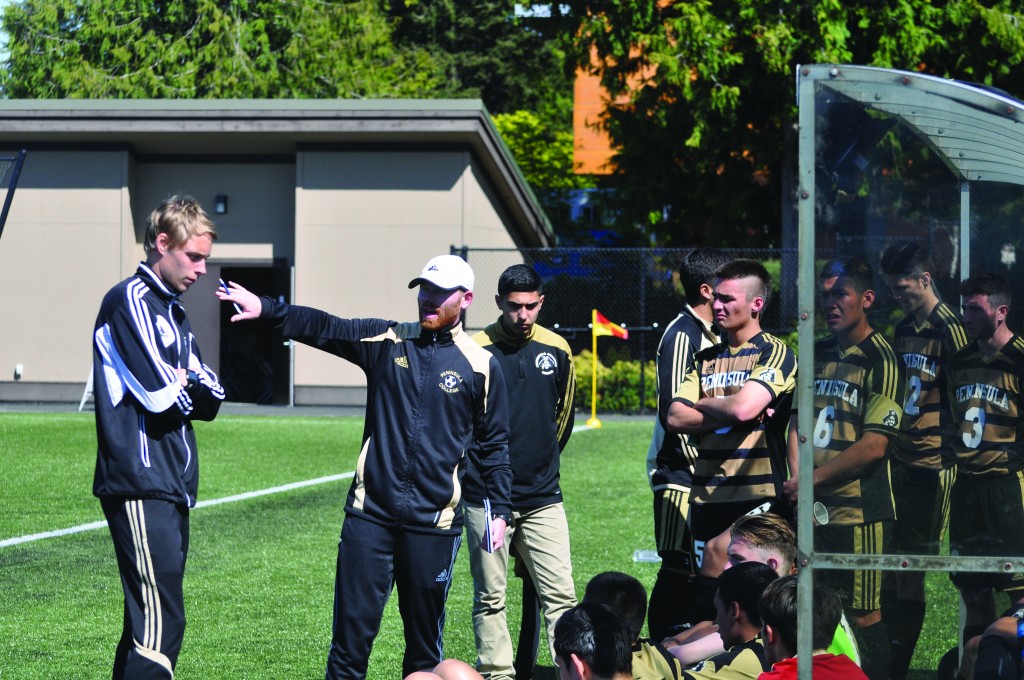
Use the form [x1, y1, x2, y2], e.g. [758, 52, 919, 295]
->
[693, 540, 705, 569]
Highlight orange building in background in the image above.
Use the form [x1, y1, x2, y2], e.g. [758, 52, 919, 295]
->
[573, 10, 662, 177]
[573, 45, 619, 176]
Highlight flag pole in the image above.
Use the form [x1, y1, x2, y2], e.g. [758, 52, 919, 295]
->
[587, 311, 602, 428]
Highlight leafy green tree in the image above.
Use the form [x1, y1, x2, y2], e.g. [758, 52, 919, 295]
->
[1, 0, 590, 243]
[493, 108, 589, 189]
[493, 108, 597, 241]
[567, 0, 1024, 247]
[388, 0, 573, 115]
[0, 0, 447, 98]
[388, 1, 595, 241]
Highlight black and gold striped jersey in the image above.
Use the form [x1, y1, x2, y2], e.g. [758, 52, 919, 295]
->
[675, 331, 796, 505]
[891, 302, 967, 469]
[812, 331, 905, 525]
[947, 335, 1024, 478]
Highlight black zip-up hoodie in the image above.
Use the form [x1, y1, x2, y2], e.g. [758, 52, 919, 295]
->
[463, 319, 575, 511]
[93, 264, 224, 507]
[262, 298, 512, 534]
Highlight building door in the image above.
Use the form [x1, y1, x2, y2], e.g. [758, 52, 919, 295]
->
[219, 262, 291, 404]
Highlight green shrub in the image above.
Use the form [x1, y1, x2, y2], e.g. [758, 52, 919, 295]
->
[573, 349, 657, 413]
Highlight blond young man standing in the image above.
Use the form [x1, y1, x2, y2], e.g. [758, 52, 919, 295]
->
[93, 195, 225, 678]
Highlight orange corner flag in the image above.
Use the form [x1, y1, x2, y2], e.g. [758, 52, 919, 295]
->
[592, 309, 628, 340]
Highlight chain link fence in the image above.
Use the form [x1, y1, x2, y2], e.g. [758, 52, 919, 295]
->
[461, 247, 799, 414]
[462, 246, 799, 339]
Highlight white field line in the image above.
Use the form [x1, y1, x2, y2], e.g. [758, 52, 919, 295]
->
[2, 424, 597, 550]
[0, 472, 354, 549]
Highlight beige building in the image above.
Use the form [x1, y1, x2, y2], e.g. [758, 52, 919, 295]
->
[0, 100, 551, 405]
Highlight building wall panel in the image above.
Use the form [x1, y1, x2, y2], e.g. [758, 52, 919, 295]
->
[0, 151, 128, 387]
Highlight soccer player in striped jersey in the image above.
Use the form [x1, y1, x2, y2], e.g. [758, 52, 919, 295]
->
[667, 259, 797, 630]
[646, 248, 728, 639]
[946, 273, 1024, 661]
[784, 256, 905, 680]
[879, 242, 967, 680]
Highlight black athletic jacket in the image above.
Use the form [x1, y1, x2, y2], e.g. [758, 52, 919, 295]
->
[463, 319, 575, 511]
[262, 298, 512, 534]
[92, 264, 224, 507]
[647, 306, 719, 491]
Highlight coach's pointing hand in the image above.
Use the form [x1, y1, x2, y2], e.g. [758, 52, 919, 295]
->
[216, 281, 262, 322]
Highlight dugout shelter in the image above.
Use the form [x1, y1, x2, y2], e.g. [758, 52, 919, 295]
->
[795, 64, 1024, 677]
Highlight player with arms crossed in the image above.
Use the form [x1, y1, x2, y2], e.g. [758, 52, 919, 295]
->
[879, 242, 967, 679]
[647, 248, 729, 639]
[784, 256, 904, 680]
[945, 273, 1024, 672]
[667, 259, 796, 629]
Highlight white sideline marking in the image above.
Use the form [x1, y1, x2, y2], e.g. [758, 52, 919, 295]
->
[0, 472, 354, 549]
[4, 423, 599, 549]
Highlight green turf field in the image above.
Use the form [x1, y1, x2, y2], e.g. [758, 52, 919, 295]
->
[1, 414, 960, 678]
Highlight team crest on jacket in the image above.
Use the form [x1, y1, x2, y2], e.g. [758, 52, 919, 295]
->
[439, 370, 463, 393]
[155, 316, 175, 348]
[535, 352, 557, 375]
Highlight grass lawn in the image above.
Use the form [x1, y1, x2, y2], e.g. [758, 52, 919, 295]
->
[1, 413, 959, 678]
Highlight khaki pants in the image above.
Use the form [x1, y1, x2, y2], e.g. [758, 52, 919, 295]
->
[464, 502, 577, 680]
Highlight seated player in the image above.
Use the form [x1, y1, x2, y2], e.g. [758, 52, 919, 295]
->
[664, 513, 858, 668]
[675, 561, 777, 678]
[582, 571, 685, 680]
[554, 602, 634, 680]
[758, 575, 868, 680]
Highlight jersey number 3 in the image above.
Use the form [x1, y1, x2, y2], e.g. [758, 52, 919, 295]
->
[962, 406, 985, 448]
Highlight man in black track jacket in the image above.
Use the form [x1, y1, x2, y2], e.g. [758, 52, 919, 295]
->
[646, 248, 728, 639]
[219, 254, 512, 680]
[463, 264, 577, 680]
[93, 195, 225, 679]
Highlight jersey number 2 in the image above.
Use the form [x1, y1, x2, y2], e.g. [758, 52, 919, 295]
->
[904, 376, 922, 416]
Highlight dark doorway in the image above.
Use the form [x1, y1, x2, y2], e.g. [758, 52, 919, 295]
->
[219, 263, 291, 404]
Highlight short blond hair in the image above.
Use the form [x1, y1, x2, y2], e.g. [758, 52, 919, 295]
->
[144, 195, 217, 254]
[730, 512, 796, 569]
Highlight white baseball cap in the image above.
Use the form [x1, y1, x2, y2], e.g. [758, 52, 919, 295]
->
[408, 254, 475, 292]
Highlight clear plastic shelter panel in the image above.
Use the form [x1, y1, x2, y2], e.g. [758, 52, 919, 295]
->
[800, 65, 1024, 676]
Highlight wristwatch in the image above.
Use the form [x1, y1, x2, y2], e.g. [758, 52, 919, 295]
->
[492, 512, 513, 526]
[185, 370, 199, 392]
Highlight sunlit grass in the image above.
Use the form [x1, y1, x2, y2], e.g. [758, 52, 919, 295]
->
[1, 414, 957, 678]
